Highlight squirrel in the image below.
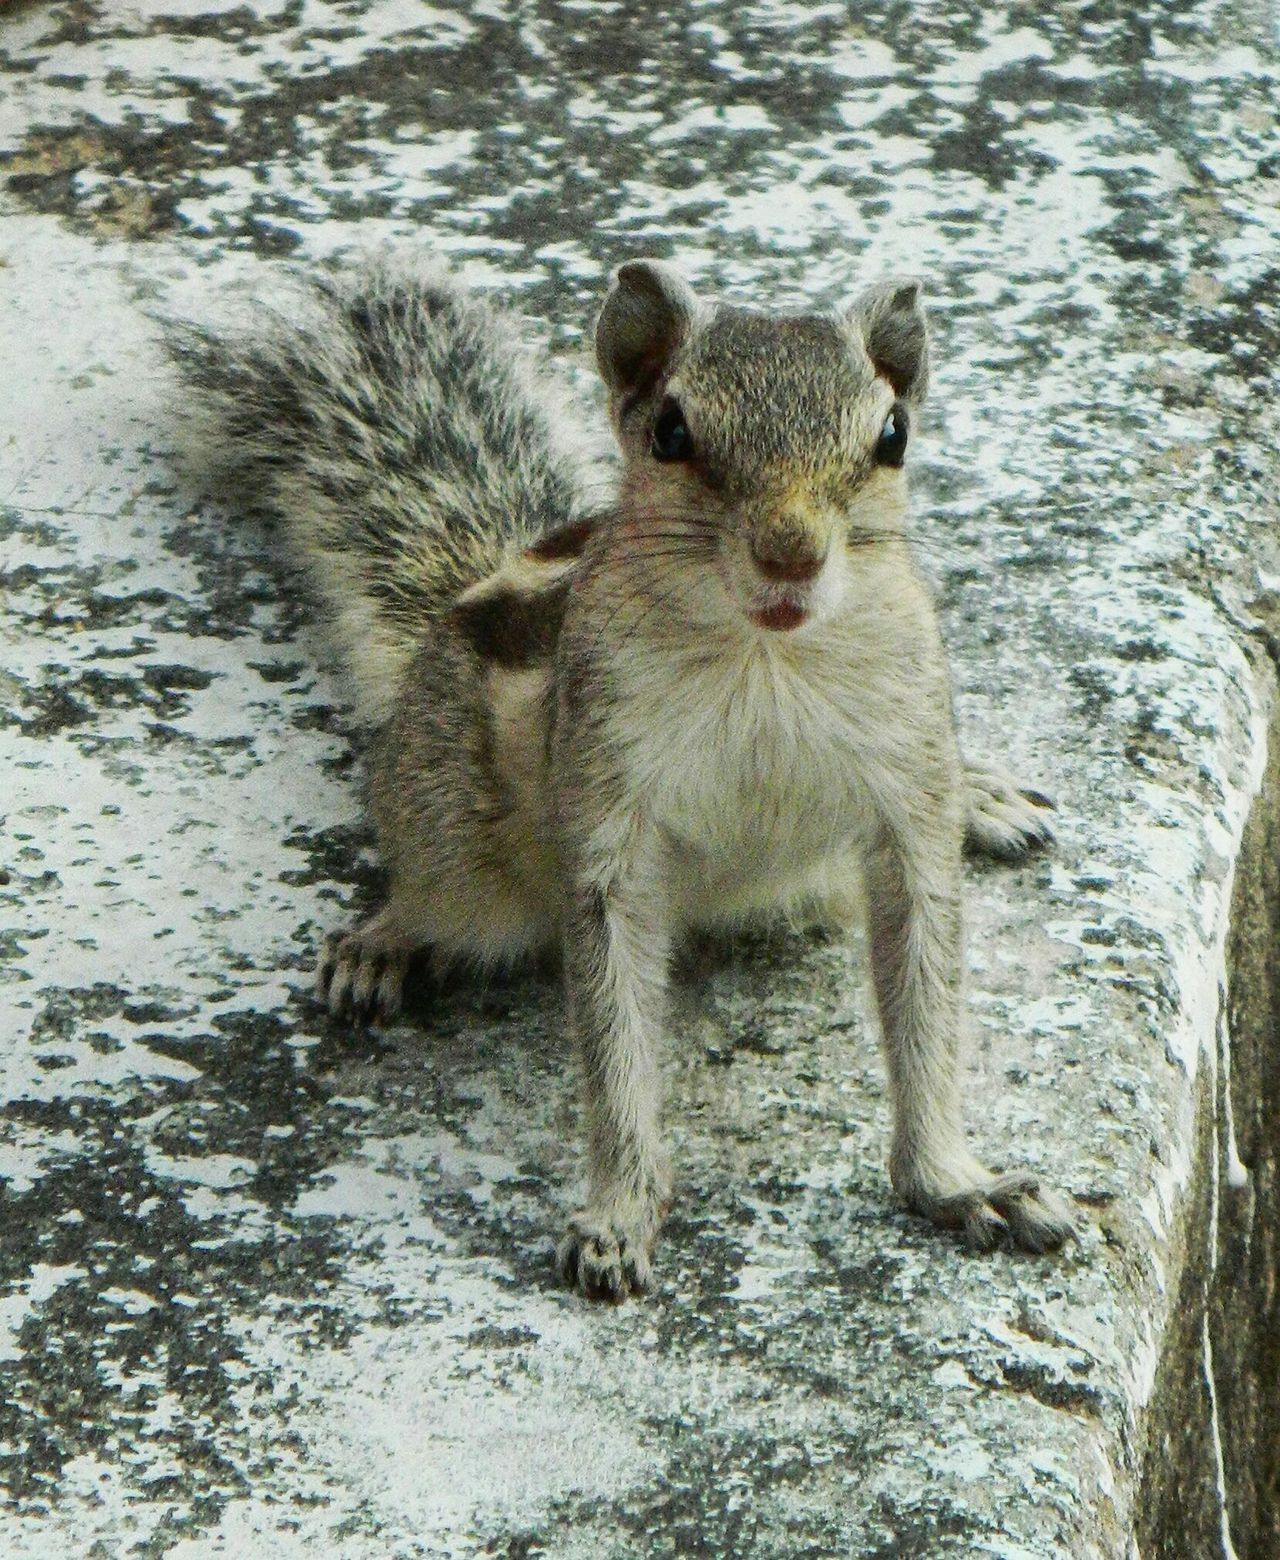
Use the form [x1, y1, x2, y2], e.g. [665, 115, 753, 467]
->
[168, 249, 1074, 1301]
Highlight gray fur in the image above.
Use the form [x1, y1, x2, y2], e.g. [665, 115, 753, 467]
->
[166, 252, 601, 724]
[172, 250, 1070, 1302]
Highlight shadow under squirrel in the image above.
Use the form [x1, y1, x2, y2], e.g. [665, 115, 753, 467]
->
[168, 251, 1074, 1300]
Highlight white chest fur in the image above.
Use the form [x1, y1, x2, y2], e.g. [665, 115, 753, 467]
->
[609, 626, 882, 904]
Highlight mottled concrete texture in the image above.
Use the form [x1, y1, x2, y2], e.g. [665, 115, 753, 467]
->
[1, 2, 1279, 1557]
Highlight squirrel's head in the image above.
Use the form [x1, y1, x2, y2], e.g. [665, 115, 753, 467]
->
[595, 259, 928, 633]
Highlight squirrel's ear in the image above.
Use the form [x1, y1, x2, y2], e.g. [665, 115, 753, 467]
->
[848, 280, 929, 404]
[595, 260, 698, 404]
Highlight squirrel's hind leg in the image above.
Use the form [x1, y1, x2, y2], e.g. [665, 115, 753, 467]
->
[317, 906, 418, 1025]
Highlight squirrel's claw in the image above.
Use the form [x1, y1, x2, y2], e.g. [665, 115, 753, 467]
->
[897, 1161, 1078, 1255]
[557, 1208, 656, 1302]
[316, 922, 410, 1026]
[963, 765, 1057, 863]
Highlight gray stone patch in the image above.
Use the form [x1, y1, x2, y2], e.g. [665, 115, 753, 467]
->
[1, 0, 1279, 1555]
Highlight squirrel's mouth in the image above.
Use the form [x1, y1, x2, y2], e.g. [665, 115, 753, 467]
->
[749, 598, 808, 632]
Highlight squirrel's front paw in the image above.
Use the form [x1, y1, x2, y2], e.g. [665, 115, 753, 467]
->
[896, 1158, 1077, 1255]
[963, 766, 1056, 863]
[557, 1206, 658, 1302]
[316, 919, 411, 1025]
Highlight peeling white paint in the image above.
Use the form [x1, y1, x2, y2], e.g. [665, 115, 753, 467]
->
[1202, 1315, 1242, 1560]
[0, 1265, 85, 1363]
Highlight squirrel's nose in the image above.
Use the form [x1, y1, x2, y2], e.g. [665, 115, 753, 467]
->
[749, 537, 827, 584]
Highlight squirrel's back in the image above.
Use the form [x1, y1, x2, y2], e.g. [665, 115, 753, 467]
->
[168, 252, 602, 725]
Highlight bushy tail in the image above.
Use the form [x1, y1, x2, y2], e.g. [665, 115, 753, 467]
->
[166, 251, 605, 725]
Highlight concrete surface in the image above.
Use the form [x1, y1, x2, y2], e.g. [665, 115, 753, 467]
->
[2, 2, 1279, 1556]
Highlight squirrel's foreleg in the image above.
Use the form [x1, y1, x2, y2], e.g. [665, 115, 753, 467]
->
[864, 815, 1075, 1252]
[556, 835, 674, 1301]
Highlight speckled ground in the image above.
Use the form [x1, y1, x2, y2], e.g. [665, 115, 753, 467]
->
[2, 3, 1279, 1557]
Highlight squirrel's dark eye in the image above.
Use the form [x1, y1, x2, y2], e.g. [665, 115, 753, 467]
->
[651, 398, 693, 462]
[875, 402, 909, 467]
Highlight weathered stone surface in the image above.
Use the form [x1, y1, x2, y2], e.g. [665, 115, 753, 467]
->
[1, 2, 1278, 1556]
